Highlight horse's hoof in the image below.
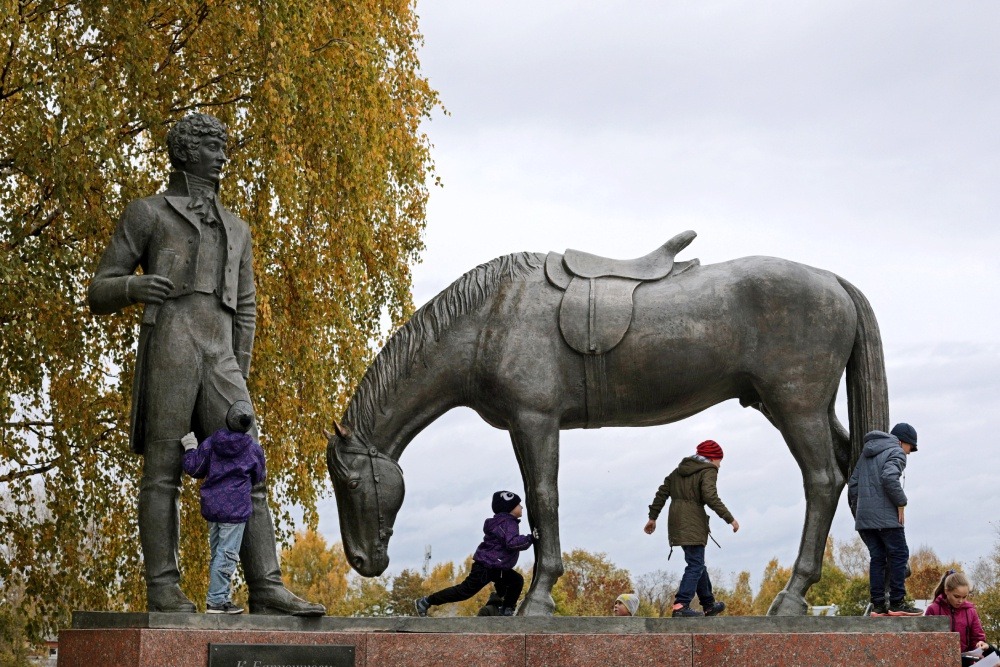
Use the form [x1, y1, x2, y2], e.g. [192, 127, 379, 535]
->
[766, 590, 808, 616]
[517, 594, 555, 616]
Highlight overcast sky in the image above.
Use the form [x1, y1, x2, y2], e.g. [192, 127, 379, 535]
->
[315, 1, 1000, 596]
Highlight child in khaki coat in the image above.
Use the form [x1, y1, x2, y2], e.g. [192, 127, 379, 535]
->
[644, 440, 739, 617]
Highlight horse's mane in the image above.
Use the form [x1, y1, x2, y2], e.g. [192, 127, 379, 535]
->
[344, 251, 545, 434]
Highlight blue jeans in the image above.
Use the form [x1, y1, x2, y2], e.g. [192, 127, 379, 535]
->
[207, 521, 245, 606]
[859, 527, 909, 604]
[675, 545, 715, 608]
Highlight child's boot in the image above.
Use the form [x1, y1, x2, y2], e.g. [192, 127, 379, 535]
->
[414, 597, 430, 617]
[206, 600, 244, 615]
[703, 601, 726, 617]
[887, 600, 923, 616]
[671, 603, 704, 617]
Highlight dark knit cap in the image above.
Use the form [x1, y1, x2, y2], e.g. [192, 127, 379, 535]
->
[890, 423, 918, 450]
[492, 490, 521, 514]
[696, 439, 724, 460]
[226, 400, 255, 434]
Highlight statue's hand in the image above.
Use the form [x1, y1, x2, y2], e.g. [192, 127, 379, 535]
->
[127, 275, 174, 304]
[531, 527, 540, 540]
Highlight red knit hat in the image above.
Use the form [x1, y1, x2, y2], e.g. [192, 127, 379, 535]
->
[696, 439, 724, 460]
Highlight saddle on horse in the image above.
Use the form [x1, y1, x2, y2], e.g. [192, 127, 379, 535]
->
[545, 230, 699, 356]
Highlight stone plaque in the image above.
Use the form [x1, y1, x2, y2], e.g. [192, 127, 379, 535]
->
[208, 643, 355, 667]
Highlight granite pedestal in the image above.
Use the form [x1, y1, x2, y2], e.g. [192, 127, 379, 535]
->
[60, 612, 957, 667]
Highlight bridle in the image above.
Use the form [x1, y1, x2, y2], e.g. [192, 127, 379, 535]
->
[338, 444, 402, 546]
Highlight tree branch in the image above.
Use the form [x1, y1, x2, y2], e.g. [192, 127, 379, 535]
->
[153, 15, 193, 76]
[2, 421, 55, 428]
[0, 83, 25, 101]
[0, 0, 25, 100]
[0, 461, 58, 484]
[312, 37, 352, 54]
[1, 419, 122, 482]
[2, 419, 117, 428]
[154, 3, 210, 77]
[3, 206, 62, 252]
[170, 94, 252, 114]
[181, 59, 256, 99]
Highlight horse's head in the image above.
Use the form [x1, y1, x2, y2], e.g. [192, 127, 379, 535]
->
[325, 421, 404, 577]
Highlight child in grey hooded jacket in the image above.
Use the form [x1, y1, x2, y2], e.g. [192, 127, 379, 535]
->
[847, 422, 922, 616]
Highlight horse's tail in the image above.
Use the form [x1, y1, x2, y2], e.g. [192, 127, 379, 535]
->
[837, 276, 889, 479]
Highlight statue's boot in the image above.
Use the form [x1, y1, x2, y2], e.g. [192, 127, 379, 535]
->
[140, 442, 196, 613]
[242, 481, 326, 617]
[249, 587, 327, 616]
[147, 584, 197, 613]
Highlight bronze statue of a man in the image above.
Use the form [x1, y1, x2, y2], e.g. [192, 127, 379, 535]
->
[89, 113, 324, 615]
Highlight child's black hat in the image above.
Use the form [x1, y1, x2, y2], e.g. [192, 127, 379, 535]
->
[890, 423, 918, 451]
[492, 490, 521, 514]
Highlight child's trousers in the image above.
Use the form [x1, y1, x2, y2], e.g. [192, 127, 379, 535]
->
[427, 561, 524, 609]
[207, 521, 246, 606]
[675, 544, 716, 608]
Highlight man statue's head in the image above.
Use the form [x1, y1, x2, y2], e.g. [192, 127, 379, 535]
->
[166, 113, 229, 184]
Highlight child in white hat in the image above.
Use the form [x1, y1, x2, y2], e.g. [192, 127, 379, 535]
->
[614, 593, 640, 616]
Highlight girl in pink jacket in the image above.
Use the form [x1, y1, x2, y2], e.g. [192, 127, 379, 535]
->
[924, 570, 993, 664]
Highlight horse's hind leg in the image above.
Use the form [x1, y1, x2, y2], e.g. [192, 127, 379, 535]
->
[767, 407, 846, 616]
[508, 410, 563, 616]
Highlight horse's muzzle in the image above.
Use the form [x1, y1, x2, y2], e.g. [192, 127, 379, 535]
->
[350, 549, 389, 577]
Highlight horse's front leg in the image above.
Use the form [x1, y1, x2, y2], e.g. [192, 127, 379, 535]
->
[508, 411, 563, 616]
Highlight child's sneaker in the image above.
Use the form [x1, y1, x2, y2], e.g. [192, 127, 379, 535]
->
[671, 603, 704, 617]
[206, 601, 243, 615]
[888, 601, 923, 616]
[869, 601, 889, 616]
[414, 597, 430, 617]
[703, 601, 726, 617]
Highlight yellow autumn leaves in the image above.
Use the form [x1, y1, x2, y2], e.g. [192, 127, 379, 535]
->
[1, 0, 439, 639]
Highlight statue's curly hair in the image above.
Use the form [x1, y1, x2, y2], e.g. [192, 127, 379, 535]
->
[166, 113, 228, 169]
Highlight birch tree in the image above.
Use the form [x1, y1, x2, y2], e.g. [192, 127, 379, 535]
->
[1, 0, 438, 637]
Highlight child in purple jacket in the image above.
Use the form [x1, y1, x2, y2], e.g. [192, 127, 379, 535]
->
[181, 401, 265, 614]
[414, 491, 537, 617]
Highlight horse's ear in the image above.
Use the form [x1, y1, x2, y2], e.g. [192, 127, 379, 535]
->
[332, 420, 352, 440]
[322, 428, 334, 440]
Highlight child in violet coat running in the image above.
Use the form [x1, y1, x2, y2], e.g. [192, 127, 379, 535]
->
[924, 570, 996, 665]
[415, 491, 538, 617]
[181, 401, 265, 614]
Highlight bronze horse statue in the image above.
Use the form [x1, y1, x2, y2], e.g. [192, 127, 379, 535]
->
[326, 231, 888, 615]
